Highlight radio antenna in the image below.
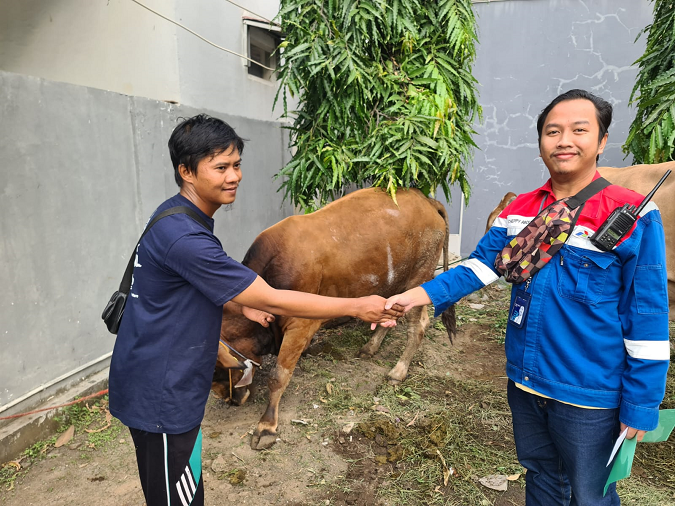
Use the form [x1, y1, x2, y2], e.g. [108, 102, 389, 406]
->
[634, 169, 671, 217]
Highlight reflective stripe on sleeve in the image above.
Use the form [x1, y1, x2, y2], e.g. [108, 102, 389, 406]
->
[492, 216, 508, 229]
[462, 258, 499, 286]
[624, 339, 670, 360]
[638, 201, 659, 217]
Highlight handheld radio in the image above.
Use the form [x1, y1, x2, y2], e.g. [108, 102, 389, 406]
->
[590, 169, 671, 251]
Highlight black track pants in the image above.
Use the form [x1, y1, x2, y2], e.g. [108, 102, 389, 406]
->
[129, 425, 204, 506]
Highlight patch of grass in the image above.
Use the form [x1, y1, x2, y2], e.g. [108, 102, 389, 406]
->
[86, 419, 122, 449]
[22, 437, 57, 461]
[0, 463, 20, 491]
[53, 396, 120, 450]
[53, 402, 95, 433]
[339, 374, 523, 505]
[455, 286, 511, 345]
[617, 478, 675, 505]
[309, 285, 675, 504]
[0, 436, 58, 491]
[1, 395, 118, 493]
[318, 324, 374, 359]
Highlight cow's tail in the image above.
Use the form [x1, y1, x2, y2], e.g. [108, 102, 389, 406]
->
[441, 305, 456, 345]
[428, 198, 449, 271]
[429, 198, 456, 344]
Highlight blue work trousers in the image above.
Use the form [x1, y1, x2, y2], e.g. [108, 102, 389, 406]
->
[507, 380, 621, 505]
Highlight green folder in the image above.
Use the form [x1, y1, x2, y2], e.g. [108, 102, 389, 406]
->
[604, 409, 675, 496]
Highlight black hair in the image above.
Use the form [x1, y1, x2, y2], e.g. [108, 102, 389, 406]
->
[536, 89, 612, 144]
[168, 114, 245, 187]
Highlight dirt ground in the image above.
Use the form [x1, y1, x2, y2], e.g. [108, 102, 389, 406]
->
[1, 285, 674, 505]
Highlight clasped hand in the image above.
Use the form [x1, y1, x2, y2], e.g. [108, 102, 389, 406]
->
[370, 287, 431, 330]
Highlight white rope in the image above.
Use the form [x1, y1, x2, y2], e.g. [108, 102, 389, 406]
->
[129, 0, 276, 72]
[223, 0, 277, 24]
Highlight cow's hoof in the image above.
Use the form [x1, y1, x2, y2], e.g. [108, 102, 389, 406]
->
[357, 348, 374, 359]
[250, 431, 278, 450]
[387, 377, 402, 386]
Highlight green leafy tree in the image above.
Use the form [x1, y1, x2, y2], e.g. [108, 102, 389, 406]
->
[623, 0, 675, 164]
[275, 0, 481, 211]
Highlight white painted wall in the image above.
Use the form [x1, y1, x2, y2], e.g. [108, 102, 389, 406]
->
[0, 0, 289, 121]
[0, 0, 181, 101]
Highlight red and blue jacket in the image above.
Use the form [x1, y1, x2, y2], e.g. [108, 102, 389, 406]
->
[422, 172, 670, 431]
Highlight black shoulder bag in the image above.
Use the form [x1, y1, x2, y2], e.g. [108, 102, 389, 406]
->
[101, 206, 210, 334]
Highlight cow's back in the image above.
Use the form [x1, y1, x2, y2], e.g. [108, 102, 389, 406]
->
[244, 188, 447, 298]
[599, 162, 675, 199]
[599, 162, 675, 318]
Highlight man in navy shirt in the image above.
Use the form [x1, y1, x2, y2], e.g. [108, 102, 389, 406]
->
[109, 114, 402, 506]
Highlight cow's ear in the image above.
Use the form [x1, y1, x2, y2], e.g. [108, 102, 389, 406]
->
[217, 345, 247, 370]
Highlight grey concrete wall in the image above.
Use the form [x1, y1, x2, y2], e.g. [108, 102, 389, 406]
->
[0, 70, 293, 413]
[444, 0, 654, 256]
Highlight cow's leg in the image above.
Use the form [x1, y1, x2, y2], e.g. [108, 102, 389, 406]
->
[251, 319, 323, 450]
[357, 325, 390, 358]
[387, 305, 429, 384]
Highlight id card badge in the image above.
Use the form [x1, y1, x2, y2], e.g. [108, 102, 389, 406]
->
[509, 289, 532, 328]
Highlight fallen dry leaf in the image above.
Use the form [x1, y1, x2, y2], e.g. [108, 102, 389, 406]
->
[507, 473, 521, 481]
[478, 474, 508, 491]
[326, 383, 333, 395]
[55, 425, 75, 447]
[436, 450, 453, 486]
[406, 412, 419, 427]
[341, 422, 355, 434]
[85, 409, 114, 433]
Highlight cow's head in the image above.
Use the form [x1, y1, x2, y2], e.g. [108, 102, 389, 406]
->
[485, 192, 517, 234]
[212, 312, 276, 405]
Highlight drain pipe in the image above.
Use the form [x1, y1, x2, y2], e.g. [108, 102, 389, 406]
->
[0, 352, 112, 415]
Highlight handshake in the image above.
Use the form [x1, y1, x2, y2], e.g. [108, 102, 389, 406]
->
[364, 286, 433, 330]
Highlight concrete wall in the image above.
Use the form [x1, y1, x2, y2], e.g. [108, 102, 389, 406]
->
[0, 70, 293, 413]
[0, 0, 286, 121]
[444, 0, 654, 255]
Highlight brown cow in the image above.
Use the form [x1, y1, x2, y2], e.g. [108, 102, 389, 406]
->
[215, 188, 456, 450]
[485, 192, 517, 234]
[485, 162, 674, 317]
[599, 162, 674, 317]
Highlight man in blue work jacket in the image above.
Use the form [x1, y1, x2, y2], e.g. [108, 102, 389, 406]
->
[379, 89, 670, 505]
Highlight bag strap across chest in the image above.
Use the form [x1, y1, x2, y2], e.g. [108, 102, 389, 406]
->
[495, 177, 610, 284]
[118, 206, 210, 293]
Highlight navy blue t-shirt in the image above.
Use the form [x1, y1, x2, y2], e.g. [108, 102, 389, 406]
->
[109, 194, 257, 434]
